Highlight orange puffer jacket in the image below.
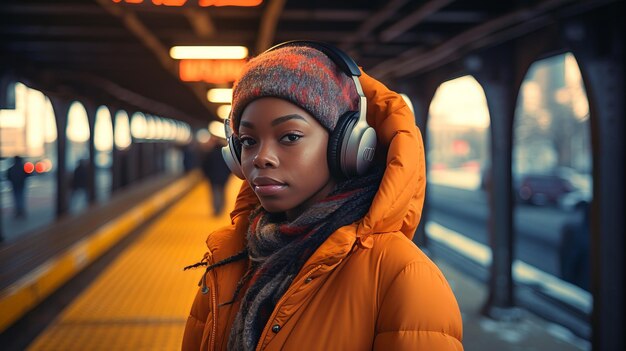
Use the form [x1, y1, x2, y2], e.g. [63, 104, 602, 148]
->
[182, 70, 463, 351]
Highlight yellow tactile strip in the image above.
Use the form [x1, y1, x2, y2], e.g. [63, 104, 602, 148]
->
[0, 172, 202, 334]
[27, 177, 243, 350]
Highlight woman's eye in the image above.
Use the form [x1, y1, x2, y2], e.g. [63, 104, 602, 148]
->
[281, 134, 302, 143]
[239, 137, 256, 147]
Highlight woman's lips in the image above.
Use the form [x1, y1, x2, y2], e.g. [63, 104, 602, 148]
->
[254, 184, 287, 196]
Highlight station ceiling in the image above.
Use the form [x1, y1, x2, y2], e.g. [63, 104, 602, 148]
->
[0, 0, 610, 126]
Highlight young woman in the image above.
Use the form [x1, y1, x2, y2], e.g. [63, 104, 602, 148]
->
[182, 41, 463, 351]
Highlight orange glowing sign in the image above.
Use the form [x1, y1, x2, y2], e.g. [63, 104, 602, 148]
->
[152, 0, 187, 5]
[179, 59, 246, 83]
[112, 0, 262, 6]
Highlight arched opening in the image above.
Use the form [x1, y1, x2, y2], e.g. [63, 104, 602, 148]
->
[0, 83, 58, 240]
[130, 112, 148, 140]
[425, 75, 492, 267]
[66, 101, 90, 214]
[163, 118, 183, 174]
[113, 110, 132, 189]
[114, 110, 131, 151]
[513, 53, 592, 308]
[145, 114, 157, 141]
[94, 106, 113, 202]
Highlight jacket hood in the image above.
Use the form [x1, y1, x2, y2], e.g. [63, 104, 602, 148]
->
[229, 69, 426, 241]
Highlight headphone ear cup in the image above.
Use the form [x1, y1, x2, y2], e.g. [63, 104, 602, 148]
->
[231, 136, 242, 163]
[345, 122, 377, 177]
[327, 111, 358, 179]
[222, 136, 245, 179]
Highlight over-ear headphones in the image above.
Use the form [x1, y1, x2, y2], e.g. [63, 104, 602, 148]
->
[222, 40, 377, 180]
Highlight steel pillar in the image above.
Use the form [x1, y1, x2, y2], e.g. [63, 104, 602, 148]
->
[565, 4, 625, 349]
[49, 96, 71, 217]
[473, 46, 517, 317]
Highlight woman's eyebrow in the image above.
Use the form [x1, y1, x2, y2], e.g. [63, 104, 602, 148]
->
[271, 114, 309, 126]
[240, 120, 255, 129]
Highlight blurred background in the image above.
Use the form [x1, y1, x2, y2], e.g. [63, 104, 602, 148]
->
[0, 0, 623, 350]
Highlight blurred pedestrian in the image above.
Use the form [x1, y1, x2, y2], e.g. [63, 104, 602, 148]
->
[7, 156, 31, 218]
[71, 159, 89, 209]
[200, 136, 231, 217]
[182, 143, 197, 173]
[559, 200, 590, 290]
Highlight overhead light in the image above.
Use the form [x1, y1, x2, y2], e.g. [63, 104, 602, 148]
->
[196, 128, 212, 144]
[216, 105, 232, 119]
[207, 88, 233, 103]
[209, 121, 226, 139]
[169, 46, 248, 60]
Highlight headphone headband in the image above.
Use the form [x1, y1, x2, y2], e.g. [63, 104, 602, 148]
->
[222, 40, 376, 180]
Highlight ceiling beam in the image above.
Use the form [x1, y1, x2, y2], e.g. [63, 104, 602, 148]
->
[369, 0, 579, 79]
[424, 11, 489, 23]
[12, 64, 197, 123]
[281, 9, 370, 21]
[379, 0, 455, 43]
[273, 31, 372, 44]
[158, 29, 424, 45]
[155, 31, 255, 44]
[98, 5, 174, 71]
[17, 53, 154, 65]
[256, 0, 287, 53]
[96, 0, 214, 119]
[2, 41, 144, 53]
[339, 0, 410, 51]
[182, 8, 215, 39]
[1, 4, 103, 15]
[0, 25, 127, 38]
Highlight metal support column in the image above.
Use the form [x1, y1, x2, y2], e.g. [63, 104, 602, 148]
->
[473, 46, 517, 318]
[127, 111, 139, 184]
[143, 142, 154, 179]
[566, 5, 625, 349]
[83, 101, 97, 204]
[110, 107, 122, 193]
[0, 75, 15, 242]
[49, 96, 70, 217]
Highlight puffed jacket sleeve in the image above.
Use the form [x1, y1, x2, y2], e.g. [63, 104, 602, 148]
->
[373, 259, 464, 350]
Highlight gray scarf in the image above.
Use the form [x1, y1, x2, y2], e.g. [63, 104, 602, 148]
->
[228, 170, 383, 351]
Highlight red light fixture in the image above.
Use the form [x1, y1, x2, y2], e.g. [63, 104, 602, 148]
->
[35, 162, 46, 173]
[24, 162, 35, 174]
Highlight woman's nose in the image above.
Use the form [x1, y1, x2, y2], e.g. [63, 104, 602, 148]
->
[253, 144, 278, 168]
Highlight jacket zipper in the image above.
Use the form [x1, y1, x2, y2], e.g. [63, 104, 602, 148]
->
[201, 251, 219, 351]
[256, 265, 323, 351]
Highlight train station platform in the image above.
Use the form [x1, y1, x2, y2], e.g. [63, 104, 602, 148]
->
[0, 173, 588, 350]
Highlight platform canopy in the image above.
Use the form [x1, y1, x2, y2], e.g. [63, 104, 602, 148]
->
[0, 0, 604, 125]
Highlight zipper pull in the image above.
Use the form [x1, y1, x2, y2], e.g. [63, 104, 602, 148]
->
[199, 272, 210, 295]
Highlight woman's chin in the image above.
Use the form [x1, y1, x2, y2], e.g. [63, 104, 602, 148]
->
[258, 200, 288, 214]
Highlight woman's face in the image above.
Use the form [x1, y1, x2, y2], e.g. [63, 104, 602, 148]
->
[238, 97, 336, 220]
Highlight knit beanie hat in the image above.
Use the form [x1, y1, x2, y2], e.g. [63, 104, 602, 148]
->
[230, 45, 359, 134]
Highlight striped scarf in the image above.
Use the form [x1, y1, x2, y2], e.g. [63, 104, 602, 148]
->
[228, 169, 383, 351]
